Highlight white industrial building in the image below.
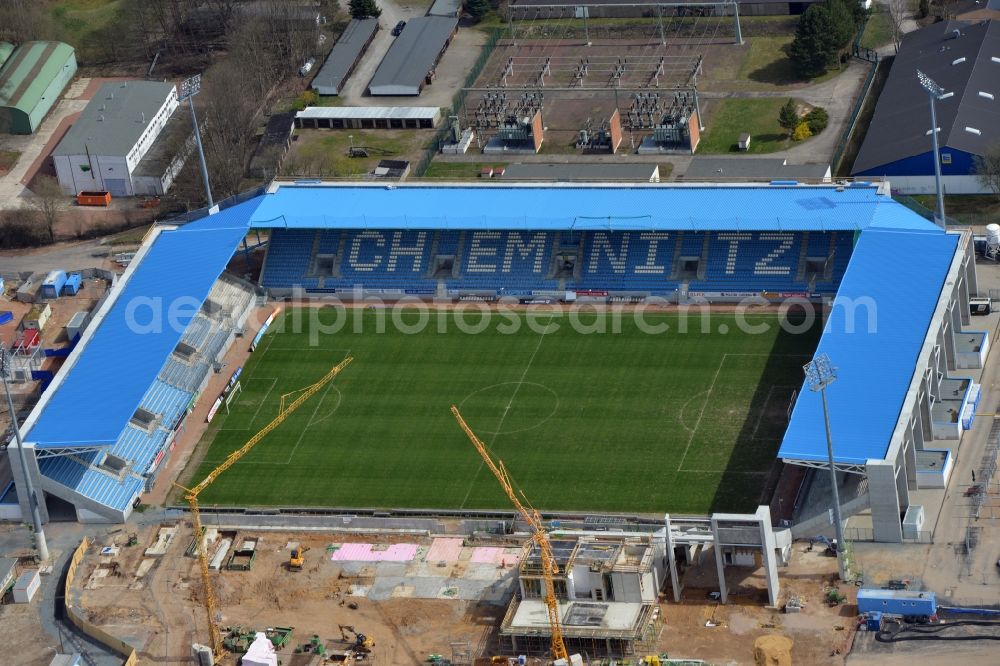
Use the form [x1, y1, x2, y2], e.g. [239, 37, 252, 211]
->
[52, 80, 189, 197]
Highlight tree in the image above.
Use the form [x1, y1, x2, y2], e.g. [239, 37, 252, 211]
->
[975, 145, 1000, 198]
[467, 0, 491, 20]
[884, 0, 908, 53]
[793, 122, 813, 141]
[28, 176, 66, 243]
[789, 4, 840, 79]
[805, 106, 829, 134]
[823, 0, 856, 52]
[349, 0, 381, 19]
[778, 99, 800, 135]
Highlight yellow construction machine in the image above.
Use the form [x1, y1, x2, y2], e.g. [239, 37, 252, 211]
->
[338, 624, 375, 652]
[289, 545, 310, 571]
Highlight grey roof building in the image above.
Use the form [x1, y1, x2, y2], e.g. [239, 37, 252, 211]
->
[52, 81, 176, 159]
[852, 20, 1000, 185]
[312, 18, 378, 95]
[368, 17, 458, 96]
[501, 162, 661, 182]
[51, 80, 184, 197]
[428, 0, 463, 16]
[683, 157, 831, 181]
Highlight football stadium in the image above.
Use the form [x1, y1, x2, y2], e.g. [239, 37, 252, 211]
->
[5, 182, 980, 543]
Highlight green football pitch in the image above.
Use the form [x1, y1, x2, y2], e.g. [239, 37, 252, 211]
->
[188, 307, 819, 513]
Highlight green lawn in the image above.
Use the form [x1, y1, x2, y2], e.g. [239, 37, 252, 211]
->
[51, 0, 121, 50]
[0, 150, 20, 175]
[422, 162, 508, 179]
[860, 9, 893, 50]
[911, 194, 1000, 224]
[698, 98, 796, 154]
[283, 130, 435, 178]
[738, 36, 843, 87]
[187, 309, 818, 514]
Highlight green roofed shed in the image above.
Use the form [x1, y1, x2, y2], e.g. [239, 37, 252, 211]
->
[0, 41, 77, 134]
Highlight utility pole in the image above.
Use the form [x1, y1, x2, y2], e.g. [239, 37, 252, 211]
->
[179, 74, 214, 209]
[803, 353, 846, 581]
[1, 346, 48, 562]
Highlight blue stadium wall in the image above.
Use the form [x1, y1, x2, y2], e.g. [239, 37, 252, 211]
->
[260, 229, 855, 297]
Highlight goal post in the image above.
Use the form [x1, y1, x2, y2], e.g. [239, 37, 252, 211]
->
[224, 381, 242, 413]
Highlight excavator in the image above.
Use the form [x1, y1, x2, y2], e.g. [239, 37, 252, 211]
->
[338, 625, 374, 653]
[289, 545, 310, 571]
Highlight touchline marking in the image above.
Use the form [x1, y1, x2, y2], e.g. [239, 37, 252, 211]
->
[458, 316, 553, 509]
[676, 353, 728, 471]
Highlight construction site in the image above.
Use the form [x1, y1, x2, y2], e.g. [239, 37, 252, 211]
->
[52, 394, 858, 666]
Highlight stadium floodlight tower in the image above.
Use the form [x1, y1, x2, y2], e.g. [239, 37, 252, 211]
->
[0, 346, 48, 562]
[917, 69, 951, 229]
[179, 74, 214, 208]
[803, 352, 846, 581]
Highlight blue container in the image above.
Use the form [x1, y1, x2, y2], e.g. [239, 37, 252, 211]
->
[62, 273, 82, 295]
[40, 270, 66, 299]
[867, 611, 883, 632]
[857, 589, 936, 617]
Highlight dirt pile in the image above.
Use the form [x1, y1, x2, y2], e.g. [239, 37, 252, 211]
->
[754, 634, 794, 666]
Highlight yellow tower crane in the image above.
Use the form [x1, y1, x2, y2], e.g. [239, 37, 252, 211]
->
[176, 356, 354, 659]
[450, 405, 569, 662]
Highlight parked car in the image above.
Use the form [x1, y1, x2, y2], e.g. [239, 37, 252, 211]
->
[392, 21, 406, 36]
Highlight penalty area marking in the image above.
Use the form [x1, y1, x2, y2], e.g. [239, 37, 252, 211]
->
[200, 384, 343, 467]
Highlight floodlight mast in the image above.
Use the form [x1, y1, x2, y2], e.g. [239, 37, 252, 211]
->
[803, 353, 847, 581]
[917, 69, 947, 229]
[0, 346, 49, 562]
[179, 74, 214, 209]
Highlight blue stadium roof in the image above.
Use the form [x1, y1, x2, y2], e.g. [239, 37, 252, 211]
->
[249, 184, 941, 232]
[25, 223, 248, 447]
[779, 229, 960, 465]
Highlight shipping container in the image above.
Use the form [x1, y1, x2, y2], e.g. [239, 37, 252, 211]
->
[62, 273, 82, 296]
[857, 588, 936, 617]
[41, 270, 66, 299]
[23, 303, 51, 330]
[14, 328, 40, 350]
[13, 569, 39, 603]
[66, 310, 88, 343]
[76, 190, 111, 206]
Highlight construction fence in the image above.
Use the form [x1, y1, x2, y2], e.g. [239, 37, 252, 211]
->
[65, 537, 138, 666]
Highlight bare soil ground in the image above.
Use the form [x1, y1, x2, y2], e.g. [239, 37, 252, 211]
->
[76, 520, 858, 665]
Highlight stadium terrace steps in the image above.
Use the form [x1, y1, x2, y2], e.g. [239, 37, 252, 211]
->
[38, 454, 144, 514]
[140, 380, 191, 431]
[112, 426, 169, 476]
[261, 229, 854, 295]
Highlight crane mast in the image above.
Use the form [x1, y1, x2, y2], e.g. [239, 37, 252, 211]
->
[450, 405, 569, 662]
[178, 356, 354, 659]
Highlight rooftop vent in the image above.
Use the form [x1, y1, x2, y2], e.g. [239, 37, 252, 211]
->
[980, 91, 995, 100]
[953, 29, 961, 39]
[98, 114, 104, 122]
[966, 126, 982, 135]
[953, 57, 967, 65]
[993, 56, 1000, 63]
